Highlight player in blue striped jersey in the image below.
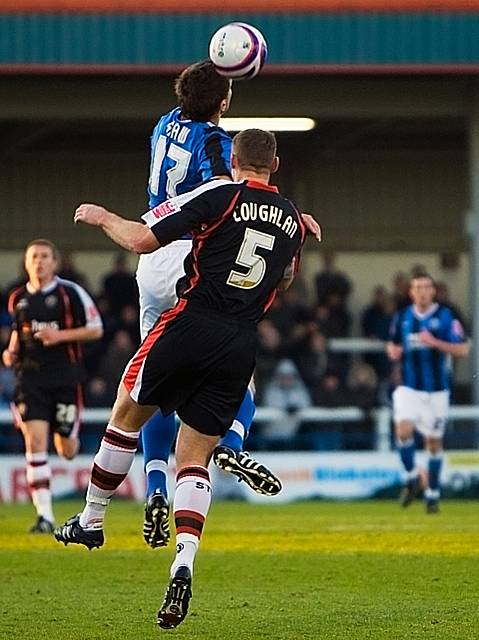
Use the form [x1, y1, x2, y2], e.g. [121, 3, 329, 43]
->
[387, 273, 469, 513]
[147, 108, 232, 211]
[136, 61, 281, 549]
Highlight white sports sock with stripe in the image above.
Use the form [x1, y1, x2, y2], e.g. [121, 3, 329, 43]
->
[26, 452, 54, 523]
[170, 466, 212, 577]
[79, 424, 139, 529]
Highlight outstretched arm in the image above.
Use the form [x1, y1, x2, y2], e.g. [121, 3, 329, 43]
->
[74, 204, 160, 254]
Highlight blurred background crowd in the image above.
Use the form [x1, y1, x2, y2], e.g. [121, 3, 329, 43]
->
[0, 250, 469, 453]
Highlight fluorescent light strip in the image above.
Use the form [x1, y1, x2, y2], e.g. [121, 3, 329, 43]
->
[220, 117, 316, 132]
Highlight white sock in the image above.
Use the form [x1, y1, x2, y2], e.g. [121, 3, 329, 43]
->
[170, 466, 211, 577]
[26, 452, 54, 523]
[171, 536, 200, 577]
[79, 424, 139, 529]
[406, 468, 419, 480]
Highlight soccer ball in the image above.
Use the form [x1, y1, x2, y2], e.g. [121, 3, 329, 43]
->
[209, 22, 268, 80]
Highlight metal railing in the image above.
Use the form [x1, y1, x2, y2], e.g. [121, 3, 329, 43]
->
[1, 404, 477, 452]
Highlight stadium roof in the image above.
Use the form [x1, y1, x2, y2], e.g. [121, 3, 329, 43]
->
[2, 3, 479, 72]
[2, 1, 479, 11]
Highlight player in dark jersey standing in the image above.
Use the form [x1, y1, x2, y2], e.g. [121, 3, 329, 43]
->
[387, 273, 469, 513]
[3, 239, 103, 533]
[55, 129, 308, 629]
[138, 62, 282, 550]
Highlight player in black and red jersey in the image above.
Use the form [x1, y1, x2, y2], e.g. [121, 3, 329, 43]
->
[3, 239, 103, 533]
[54, 129, 312, 629]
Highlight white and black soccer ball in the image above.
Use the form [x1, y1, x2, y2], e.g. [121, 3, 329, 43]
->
[209, 22, 268, 80]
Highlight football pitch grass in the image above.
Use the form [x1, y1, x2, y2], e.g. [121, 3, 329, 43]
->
[1, 500, 478, 640]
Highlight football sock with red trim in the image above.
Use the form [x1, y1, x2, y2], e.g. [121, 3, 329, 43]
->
[26, 452, 54, 523]
[170, 466, 211, 577]
[79, 424, 139, 530]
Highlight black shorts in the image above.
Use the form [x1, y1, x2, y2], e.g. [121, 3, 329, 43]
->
[123, 302, 256, 437]
[13, 378, 83, 438]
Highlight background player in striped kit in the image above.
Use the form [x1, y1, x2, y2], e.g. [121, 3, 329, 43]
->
[137, 60, 282, 550]
[387, 272, 469, 513]
[55, 129, 310, 629]
[3, 239, 103, 533]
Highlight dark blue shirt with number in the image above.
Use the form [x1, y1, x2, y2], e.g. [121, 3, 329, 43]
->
[147, 107, 232, 208]
[389, 303, 466, 392]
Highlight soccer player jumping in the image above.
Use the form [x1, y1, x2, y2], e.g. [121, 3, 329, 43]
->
[387, 272, 469, 513]
[55, 129, 312, 629]
[137, 61, 281, 550]
[136, 60, 319, 550]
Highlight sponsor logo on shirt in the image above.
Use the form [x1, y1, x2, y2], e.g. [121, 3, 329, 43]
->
[31, 320, 60, 332]
[87, 306, 99, 321]
[152, 200, 179, 219]
[407, 333, 427, 350]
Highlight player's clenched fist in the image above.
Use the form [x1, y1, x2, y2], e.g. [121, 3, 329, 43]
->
[74, 204, 108, 227]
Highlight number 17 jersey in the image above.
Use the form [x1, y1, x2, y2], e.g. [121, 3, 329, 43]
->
[147, 106, 232, 208]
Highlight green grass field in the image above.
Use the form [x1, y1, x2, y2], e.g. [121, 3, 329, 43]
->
[1, 500, 478, 639]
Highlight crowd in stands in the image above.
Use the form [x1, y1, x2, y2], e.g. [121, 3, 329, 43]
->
[0, 251, 469, 451]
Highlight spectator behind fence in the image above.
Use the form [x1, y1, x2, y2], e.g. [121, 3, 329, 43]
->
[314, 251, 352, 307]
[290, 324, 328, 397]
[118, 304, 141, 347]
[262, 359, 312, 441]
[101, 253, 139, 314]
[343, 362, 378, 449]
[392, 271, 410, 310]
[346, 362, 379, 410]
[314, 370, 350, 407]
[315, 293, 351, 339]
[361, 286, 395, 380]
[315, 291, 352, 383]
[435, 280, 468, 330]
[266, 278, 311, 342]
[58, 251, 90, 290]
[255, 320, 285, 400]
[312, 253, 352, 381]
